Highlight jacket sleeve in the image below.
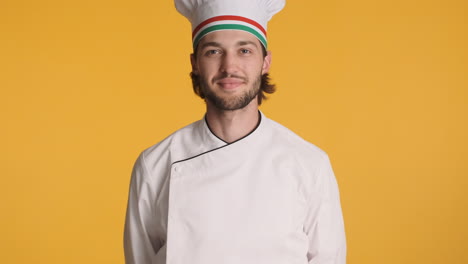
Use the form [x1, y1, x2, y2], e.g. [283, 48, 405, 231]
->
[304, 154, 347, 264]
[124, 153, 161, 263]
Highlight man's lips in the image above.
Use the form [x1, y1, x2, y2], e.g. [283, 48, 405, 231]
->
[215, 77, 245, 89]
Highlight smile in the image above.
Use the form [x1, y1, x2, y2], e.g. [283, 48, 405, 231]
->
[216, 78, 246, 90]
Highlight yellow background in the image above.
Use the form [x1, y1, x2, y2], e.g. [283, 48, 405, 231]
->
[1, 0, 467, 263]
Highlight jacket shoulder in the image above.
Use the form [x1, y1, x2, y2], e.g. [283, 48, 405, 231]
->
[141, 119, 204, 171]
[265, 118, 336, 201]
[267, 118, 329, 161]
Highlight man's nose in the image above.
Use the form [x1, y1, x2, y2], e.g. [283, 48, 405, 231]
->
[220, 52, 239, 74]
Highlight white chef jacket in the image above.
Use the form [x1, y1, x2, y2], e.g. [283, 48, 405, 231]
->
[124, 112, 346, 264]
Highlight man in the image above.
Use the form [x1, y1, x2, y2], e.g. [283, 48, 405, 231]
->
[124, 0, 346, 263]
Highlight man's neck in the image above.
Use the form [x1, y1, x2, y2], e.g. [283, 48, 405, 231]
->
[205, 100, 260, 143]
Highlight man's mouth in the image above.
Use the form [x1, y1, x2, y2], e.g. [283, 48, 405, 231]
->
[215, 75, 247, 90]
[216, 77, 246, 90]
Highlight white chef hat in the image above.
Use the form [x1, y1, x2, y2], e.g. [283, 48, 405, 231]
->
[175, 0, 285, 49]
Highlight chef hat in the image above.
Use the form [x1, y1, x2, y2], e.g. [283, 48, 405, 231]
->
[175, 0, 285, 49]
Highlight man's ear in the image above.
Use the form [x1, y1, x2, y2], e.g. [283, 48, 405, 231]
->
[190, 53, 198, 74]
[262, 50, 272, 75]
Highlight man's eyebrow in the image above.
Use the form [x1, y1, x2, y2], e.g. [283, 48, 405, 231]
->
[199, 41, 222, 49]
[238, 40, 259, 47]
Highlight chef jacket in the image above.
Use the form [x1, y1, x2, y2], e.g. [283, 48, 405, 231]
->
[124, 112, 346, 264]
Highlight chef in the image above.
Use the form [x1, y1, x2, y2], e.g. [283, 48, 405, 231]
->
[124, 0, 347, 263]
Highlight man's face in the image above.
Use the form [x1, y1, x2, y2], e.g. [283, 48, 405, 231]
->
[191, 30, 271, 111]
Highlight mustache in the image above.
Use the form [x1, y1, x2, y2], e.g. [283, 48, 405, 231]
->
[213, 74, 248, 82]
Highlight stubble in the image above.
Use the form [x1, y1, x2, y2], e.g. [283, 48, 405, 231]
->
[200, 73, 262, 111]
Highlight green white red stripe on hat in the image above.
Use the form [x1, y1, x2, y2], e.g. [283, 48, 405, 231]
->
[175, 0, 285, 50]
[192, 15, 268, 49]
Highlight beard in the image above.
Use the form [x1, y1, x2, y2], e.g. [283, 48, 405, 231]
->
[199, 73, 262, 111]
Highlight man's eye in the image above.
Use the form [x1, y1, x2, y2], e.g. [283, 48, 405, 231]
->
[206, 49, 220, 55]
[240, 49, 251, 54]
